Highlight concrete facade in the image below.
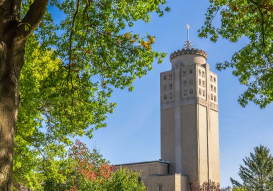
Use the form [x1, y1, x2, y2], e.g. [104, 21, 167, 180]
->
[114, 47, 220, 190]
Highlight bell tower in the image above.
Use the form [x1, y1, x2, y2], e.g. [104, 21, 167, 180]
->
[160, 23, 220, 186]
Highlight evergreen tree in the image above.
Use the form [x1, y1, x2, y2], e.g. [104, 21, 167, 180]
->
[230, 145, 273, 190]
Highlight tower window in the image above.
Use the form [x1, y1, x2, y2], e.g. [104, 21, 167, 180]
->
[163, 85, 167, 91]
[202, 80, 205, 87]
[163, 76, 166, 80]
[164, 94, 167, 100]
[199, 69, 201, 76]
[169, 83, 172, 90]
[183, 80, 187, 86]
[159, 185, 163, 191]
[214, 86, 216, 93]
[203, 90, 206, 97]
[199, 79, 201, 86]
[211, 85, 213, 91]
[183, 90, 187, 96]
[214, 95, 217, 102]
[210, 75, 213, 82]
[189, 69, 193, 74]
[199, 88, 202, 95]
[202, 71, 205, 77]
[214, 77, 216, 83]
[211, 94, 214, 100]
[190, 89, 193, 94]
[183, 70, 186, 77]
[169, 74, 173, 80]
[169, 93, 173, 99]
[189, 79, 193, 85]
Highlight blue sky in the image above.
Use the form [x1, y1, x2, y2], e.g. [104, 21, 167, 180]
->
[49, 0, 273, 187]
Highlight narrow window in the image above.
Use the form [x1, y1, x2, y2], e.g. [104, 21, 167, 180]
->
[189, 69, 193, 74]
[183, 70, 187, 77]
[203, 90, 206, 97]
[169, 83, 172, 90]
[190, 89, 193, 94]
[210, 75, 213, 82]
[184, 90, 187, 96]
[169, 93, 173, 99]
[214, 95, 217, 102]
[214, 77, 216, 83]
[164, 94, 167, 100]
[163, 85, 167, 91]
[159, 185, 163, 191]
[199, 69, 201, 76]
[211, 85, 213, 91]
[163, 76, 166, 80]
[189, 79, 193, 85]
[199, 88, 202, 95]
[202, 80, 205, 87]
[214, 86, 216, 93]
[169, 74, 173, 80]
[183, 80, 187, 86]
[211, 94, 213, 100]
[199, 79, 201, 86]
[202, 71, 205, 77]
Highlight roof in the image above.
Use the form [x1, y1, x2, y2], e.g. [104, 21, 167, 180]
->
[113, 160, 169, 166]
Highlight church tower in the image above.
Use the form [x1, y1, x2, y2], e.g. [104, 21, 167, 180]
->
[114, 23, 220, 191]
[160, 23, 220, 186]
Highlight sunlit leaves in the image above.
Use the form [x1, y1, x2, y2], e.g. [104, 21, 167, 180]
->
[15, 0, 169, 189]
[199, 0, 273, 108]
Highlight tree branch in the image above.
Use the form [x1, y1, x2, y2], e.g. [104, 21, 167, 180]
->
[18, 0, 49, 41]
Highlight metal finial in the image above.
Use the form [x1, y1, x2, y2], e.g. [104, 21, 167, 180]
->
[183, 23, 193, 49]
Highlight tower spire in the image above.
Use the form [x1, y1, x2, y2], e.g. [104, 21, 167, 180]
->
[183, 22, 194, 49]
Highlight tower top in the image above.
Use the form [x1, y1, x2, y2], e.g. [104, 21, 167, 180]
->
[169, 23, 207, 66]
[183, 23, 193, 49]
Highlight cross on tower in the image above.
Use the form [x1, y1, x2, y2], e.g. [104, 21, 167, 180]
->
[183, 23, 194, 49]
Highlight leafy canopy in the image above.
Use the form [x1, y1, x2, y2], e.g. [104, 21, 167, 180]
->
[42, 140, 146, 191]
[199, 0, 273, 108]
[15, 0, 169, 189]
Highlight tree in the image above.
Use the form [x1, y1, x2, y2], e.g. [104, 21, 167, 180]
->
[199, 0, 273, 108]
[42, 140, 146, 191]
[230, 145, 273, 190]
[0, 0, 170, 190]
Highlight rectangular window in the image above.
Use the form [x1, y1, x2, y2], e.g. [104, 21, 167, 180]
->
[183, 70, 186, 77]
[169, 83, 172, 90]
[159, 185, 163, 191]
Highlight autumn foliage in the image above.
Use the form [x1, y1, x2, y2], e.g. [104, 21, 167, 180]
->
[66, 139, 113, 190]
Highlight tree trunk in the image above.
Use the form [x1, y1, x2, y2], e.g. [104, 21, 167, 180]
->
[0, 40, 24, 191]
[0, 0, 50, 190]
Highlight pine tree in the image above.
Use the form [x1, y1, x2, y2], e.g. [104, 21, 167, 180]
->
[230, 145, 273, 190]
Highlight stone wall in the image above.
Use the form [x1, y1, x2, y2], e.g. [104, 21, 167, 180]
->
[142, 173, 188, 191]
[181, 104, 198, 184]
[113, 161, 169, 178]
[161, 108, 175, 175]
[210, 109, 220, 184]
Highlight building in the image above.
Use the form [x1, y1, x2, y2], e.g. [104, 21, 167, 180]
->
[114, 24, 220, 191]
